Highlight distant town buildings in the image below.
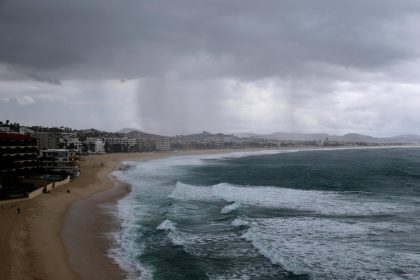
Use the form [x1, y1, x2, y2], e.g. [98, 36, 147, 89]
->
[85, 137, 106, 153]
[0, 126, 11, 132]
[156, 137, 171, 151]
[136, 137, 156, 152]
[0, 119, 412, 200]
[104, 137, 137, 152]
[19, 126, 34, 135]
[39, 149, 79, 175]
[66, 138, 83, 152]
[30, 132, 59, 150]
[172, 131, 246, 149]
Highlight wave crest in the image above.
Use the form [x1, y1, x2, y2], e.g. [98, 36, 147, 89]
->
[168, 182, 409, 216]
[221, 201, 241, 213]
[157, 219, 177, 231]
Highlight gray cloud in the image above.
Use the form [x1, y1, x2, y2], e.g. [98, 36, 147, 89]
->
[1, 0, 420, 80]
[1, 0, 420, 136]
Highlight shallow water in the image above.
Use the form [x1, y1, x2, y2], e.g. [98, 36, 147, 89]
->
[110, 148, 420, 279]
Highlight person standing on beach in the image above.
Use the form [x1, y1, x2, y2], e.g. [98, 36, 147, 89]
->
[17, 207, 20, 214]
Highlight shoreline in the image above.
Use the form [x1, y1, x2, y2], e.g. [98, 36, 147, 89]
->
[62, 171, 130, 280]
[1, 146, 416, 280]
[62, 149, 279, 280]
[0, 148, 274, 280]
[68, 148, 281, 280]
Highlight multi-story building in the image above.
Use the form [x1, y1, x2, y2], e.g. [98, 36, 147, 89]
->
[136, 137, 156, 152]
[85, 137, 106, 153]
[104, 137, 137, 146]
[0, 133, 39, 198]
[156, 137, 171, 151]
[66, 138, 83, 152]
[172, 131, 246, 149]
[104, 137, 137, 152]
[30, 132, 59, 150]
[0, 133, 38, 175]
[39, 149, 79, 174]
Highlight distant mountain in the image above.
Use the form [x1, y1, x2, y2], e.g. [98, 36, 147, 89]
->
[115, 128, 165, 138]
[116, 128, 138, 134]
[174, 131, 239, 141]
[339, 133, 377, 143]
[234, 132, 330, 141]
[234, 132, 261, 138]
[265, 132, 330, 141]
[233, 132, 420, 144]
[389, 134, 420, 142]
[125, 130, 165, 139]
[334, 133, 420, 144]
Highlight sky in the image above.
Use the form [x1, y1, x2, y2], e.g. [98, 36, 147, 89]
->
[1, 0, 420, 136]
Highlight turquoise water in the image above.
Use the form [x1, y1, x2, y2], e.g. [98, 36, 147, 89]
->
[111, 148, 420, 280]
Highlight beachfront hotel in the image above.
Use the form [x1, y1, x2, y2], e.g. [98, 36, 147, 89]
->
[29, 131, 59, 150]
[0, 133, 39, 198]
[39, 149, 79, 176]
[0, 133, 38, 174]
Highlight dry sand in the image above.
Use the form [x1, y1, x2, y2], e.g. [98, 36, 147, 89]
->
[0, 149, 267, 280]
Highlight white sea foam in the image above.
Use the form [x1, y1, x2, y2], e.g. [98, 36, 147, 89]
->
[231, 218, 251, 227]
[221, 201, 242, 213]
[157, 219, 258, 259]
[209, 274, 251, 280]
[156, 219, 195, 248]
[169, 182, 411, 216]
[107, 197, 155, 280]
[167, 231, 186, 247]
[157, 219, 177, 231]
[240, 217, 420, 279]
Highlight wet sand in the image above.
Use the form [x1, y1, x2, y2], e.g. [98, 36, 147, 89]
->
[62, 175, 130, 280]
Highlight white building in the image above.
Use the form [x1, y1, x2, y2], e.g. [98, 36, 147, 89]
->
[95, 139, 105, 153]
[103, 137, 137, 152]
[104, 137, 137, 146]
[85, 137, 106, 153]
[67, 138, 83, 152]
[39, 149, 79, 174]
[156, 137, 171, 151]
[19, 126, 34, 135]
[0, 126, 10, 132]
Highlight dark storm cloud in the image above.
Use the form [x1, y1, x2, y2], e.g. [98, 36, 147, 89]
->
[1, 0, 419, 80]
[2, 0, 420, 136]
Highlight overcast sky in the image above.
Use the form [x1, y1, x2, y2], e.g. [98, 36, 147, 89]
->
[1, 0, 420, 136]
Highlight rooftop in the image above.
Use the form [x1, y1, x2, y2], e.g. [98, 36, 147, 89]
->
[0, 132, 32, 141]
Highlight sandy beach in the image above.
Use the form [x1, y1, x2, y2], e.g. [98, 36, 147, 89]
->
[0, 149, 266, 280]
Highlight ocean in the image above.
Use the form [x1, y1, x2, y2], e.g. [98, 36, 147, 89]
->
[109, 148, 420, 280]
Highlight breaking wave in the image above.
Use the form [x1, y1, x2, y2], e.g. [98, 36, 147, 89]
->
[169, 182, 412, 216]
[241, 217, 420, 279]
